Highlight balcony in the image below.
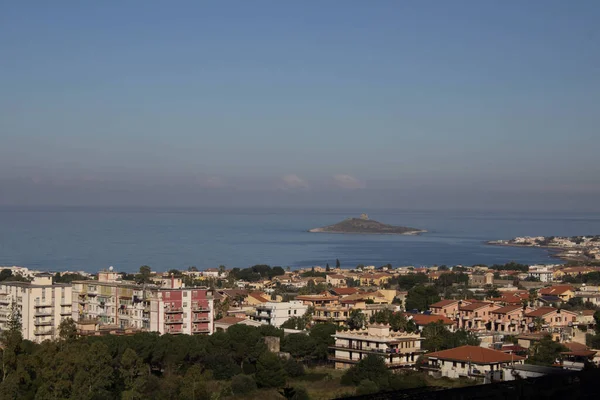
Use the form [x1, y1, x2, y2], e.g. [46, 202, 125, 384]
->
[165, 307, 183, 314]
[165, 319, 183, 324]
[34, 320, 53, 326]
[34, 302, 53, 308]
[166, 329, 183, 335]
[35, 310, 53, 317]
[192, 327, 211, 334]
[193, 317, 210, 323]
[192, 306, 211, 312]
[34, 328, 54, 336]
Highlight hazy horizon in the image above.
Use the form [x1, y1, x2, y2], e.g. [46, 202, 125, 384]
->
[2, 2, 599, 211]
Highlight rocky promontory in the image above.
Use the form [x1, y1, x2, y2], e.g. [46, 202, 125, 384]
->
[309, 214, 425, 235]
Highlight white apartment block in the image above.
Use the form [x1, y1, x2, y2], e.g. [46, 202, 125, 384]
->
[251, 301, 308, 327]
[329, 324, 424, 370]
[0, 274, 72, 343]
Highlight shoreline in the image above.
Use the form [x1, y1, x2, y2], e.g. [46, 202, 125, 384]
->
[308, 228, 427, 235]
[486, 241, 586, 263]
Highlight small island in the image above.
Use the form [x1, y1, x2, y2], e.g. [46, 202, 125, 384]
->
[309, 213, 426, 235]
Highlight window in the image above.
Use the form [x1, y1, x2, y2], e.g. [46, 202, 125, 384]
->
[288, 310, 291, 315]
[453, 361, 457, 367]
[165, 292, 170, 298]
[183, 292, 188, 297]
[183, 302, 188, 308]
[294, 310, 297, 314]
[461, 362, 465, 368]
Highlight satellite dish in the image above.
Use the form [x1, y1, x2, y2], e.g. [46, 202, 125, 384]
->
[109, 266, 114, 271]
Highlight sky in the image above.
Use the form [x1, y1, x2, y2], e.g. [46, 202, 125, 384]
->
[1, 1, 599, 210]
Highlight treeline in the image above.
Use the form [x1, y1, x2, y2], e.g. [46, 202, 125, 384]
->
[230, 265, 285, 282]
[0, 269, 31, 282]
[0, 315, 337, 399]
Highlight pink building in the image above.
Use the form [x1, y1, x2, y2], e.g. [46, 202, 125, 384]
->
[489, 305, 528, 333]
[457, 302, 499, 331]
[157, 288, 214, 335]
[429, 300, 467, 319]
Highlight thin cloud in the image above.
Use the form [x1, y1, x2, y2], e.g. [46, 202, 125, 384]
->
[333, 174, 365, 189]
[280, 174, 309, 190]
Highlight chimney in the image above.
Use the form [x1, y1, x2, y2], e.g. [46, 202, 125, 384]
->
[171, 273, 175, 289]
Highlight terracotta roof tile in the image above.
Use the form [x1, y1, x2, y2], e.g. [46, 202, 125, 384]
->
[427, 345, 525, 364]
[490, 305, 523, 315]
[406, 314, 454, 326]
[429, 300, 460, 308]
[539, 285, 575, 296]
[459, 302, 493, 311]
[214, 317, 245, 325]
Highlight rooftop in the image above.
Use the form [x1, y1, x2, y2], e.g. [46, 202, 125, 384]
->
[427, 345, 525, 364]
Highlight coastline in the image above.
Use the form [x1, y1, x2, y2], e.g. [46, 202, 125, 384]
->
[308, 228, 427, 235]
[486, 241, 582, 263]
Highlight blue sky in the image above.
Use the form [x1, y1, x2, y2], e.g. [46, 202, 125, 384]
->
[1, 1, 599, 210]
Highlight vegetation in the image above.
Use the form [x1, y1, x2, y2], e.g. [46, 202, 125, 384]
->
[0, 269, 31, 282]
[405, 285, 441, 311]
[526, 335, 568, 366]
[489, 262, 529, 273]
[53, 272, 88, 283]
[421, 321, 481, 352]
[230, 265, 285, 282]
[369, 309, 416, 332]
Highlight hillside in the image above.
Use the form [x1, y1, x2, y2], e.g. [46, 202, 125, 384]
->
[309, 215, 425, 235]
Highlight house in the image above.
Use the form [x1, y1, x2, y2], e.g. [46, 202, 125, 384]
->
[523, 307, 577, 332]
[553, 267, 600, 280]
[457, 302, 500, 331]
[489, 305, 527, 333]
[246, 292, 271, 305]
[326, 274, 347, 287]
[429, 299, 466, 319]
[329, 324, 423, 370]
[329, 287, 359, 296]
[214, 316, 247, 332]
[251, 301, 308, 327]
[424, 345, 525, 380]
[538, 285, 575, 302]
[560, 342, 597, 371]
[359, 273, 391, 286]
[295, 293, 339, 307]
[489, 291, 529, 306]
[469, 272, 494, 287]
[405, 313, 455, 332]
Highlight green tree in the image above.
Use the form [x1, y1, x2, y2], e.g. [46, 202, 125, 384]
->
[255, 352, 286, 388]
[231, 374, 257, 396]
[527, 335, 568, 366]
[138, 265, 152, 284]
[336, 259, 341, 268]
[405, 285, 440, 311]
[282, 334, 316, 360]
[347, 310, 367, 330]
[340, 354, 390, 388]
[326, 263, 330, 272]
[1, 303, 22, 381]
[179, 364, 209, 400]
[58, 317, 78, 342]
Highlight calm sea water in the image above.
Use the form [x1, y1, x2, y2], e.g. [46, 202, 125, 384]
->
[0, 207, 599, 273]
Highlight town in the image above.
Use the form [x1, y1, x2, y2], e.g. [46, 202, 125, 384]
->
[490, 235, 600, 262]
[1, 260, 599, 399]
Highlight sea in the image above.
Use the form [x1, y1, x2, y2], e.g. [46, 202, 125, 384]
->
[0, 207, 599, 273]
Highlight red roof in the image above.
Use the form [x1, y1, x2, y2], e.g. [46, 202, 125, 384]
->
[525, 306, 557, 317]
[249, 292, 270, 303]
[490, 305, 522, 315]
[539, 285, 574, 296]
[429, 300, 460, 308]
[406, 314, 454, 326]
[331, 287, 359, 296]
[427, 345, 525, 364]
[459, 302, 493, 311]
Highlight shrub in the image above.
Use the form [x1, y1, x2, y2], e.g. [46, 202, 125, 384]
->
[356, 379, 379, 396]
[230, 374, 257, 396]
[255, 352, 286, 388]
[284, 358, 305, 377]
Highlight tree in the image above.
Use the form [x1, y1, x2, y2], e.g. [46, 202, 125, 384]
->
[336, 259, 341, 268]
[138, 265, 152, 284]
[255, 352, 286, 388]
[527, 335, 568, 366]
[405, 285, 440, 311]
[231, 374, 256, 396]
[1, 303, 22, 380]
[594, 310, 600, 334]
[421, 322, 480, 352]
[179, 364, 209, 400]
[58, 318, 78, 342]
[340, 354, 390, 388]
[188, 266, 198, 272]
[283, 358, 305, 377]
[326, 263, 330, 272]
[347, 310, 367, 330]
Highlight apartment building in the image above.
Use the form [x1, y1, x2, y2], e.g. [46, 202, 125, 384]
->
[0, 274, 72, 342]
[429, 299, 467, 319]
[489, 305, 528, 333]
[72, 269, 214, 335]
[157, 288, 214, 335]
[329, 324, 423, 370]
[71, 270, 157, 331]
[251, 301, 308, 327]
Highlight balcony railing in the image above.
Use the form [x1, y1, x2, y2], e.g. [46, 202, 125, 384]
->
[34, 320, 54, 326]
[193, 317, 210, 322]
[165, 319, 183, 324]
[165, 307, 183, 314]
[34, 329, 54, 336]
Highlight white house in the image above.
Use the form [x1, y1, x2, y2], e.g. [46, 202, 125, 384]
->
[425, 345, 525, 380]
[251, 300, 308, 327]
